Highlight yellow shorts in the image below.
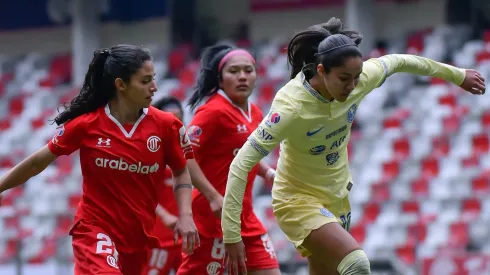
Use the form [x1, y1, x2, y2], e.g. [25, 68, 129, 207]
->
[272, 193, 351, 257]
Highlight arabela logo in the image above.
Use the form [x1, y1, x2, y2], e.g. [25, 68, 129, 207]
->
[147, 136, 161, 152]
[95, 158, 159, 174]
[269, 112, 281, 124]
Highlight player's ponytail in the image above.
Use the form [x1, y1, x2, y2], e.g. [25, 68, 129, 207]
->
[54, 44, 152, 125]
[188, 44, 235, 111]
[287, 17, 363, 79]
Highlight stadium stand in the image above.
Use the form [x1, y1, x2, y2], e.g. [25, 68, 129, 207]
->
[0, 24, 490, 274]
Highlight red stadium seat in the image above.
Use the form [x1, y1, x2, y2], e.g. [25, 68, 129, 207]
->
[472, 133, 489, 155]
[382, 160, 400, 181]
[27, 238, 57, 264]
[447, 222, 469, 248]
[0, 239, 18, 264]
[476, 50, 490, 64]
[438, 94, 457, 107]
[9, 96, 24, 116]
[461, 155, 480, 168]
[411, 177, 429, 198]
[421, 157, 439, 179]
[383, 117, 402, 129]
[360, 202, 380, 225]
[402, 200, 420, 214]
[431, 136, 450, 157]
[68, 194, 82, 211]
[392, 138, 410, 160]
[442, 115, 460, 135]
[484, 29, 490, 43]
[371, 183, 391, 202]
[0, 118, 10, 131]
[408, 222, 427, 243]
[461, 198, 481, 216]
[396, 244, 416, 265]
[481, 111, 490, 129]
[350, 225, 366, 244]
[472, 175, 490, 195]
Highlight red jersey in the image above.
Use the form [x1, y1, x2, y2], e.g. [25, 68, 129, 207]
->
[152, 166, 181, 248]
[48, 105, 193, 253]
[187, 90, 267, 238]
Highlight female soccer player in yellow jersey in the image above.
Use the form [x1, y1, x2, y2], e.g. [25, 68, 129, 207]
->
[221, 17, 486, 275]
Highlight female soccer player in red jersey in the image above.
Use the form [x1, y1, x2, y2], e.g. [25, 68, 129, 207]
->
[142, 96, 186, 275]
[176, 44, 281, 275]
[0, 45, 199, 275]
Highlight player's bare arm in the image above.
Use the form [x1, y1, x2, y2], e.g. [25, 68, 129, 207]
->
[257, 160, 276, 181]
[172, 167, 200, 254]
[156, 204, 178, 228]
[186, 159, 224, 218]
[0, 145, 57, 204]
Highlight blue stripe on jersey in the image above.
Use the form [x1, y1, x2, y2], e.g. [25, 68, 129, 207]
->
[301, 72, 330, 103]
[247, 137, 270, 156]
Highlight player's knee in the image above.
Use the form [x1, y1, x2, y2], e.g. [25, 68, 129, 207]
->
[337, 249, 370, 275]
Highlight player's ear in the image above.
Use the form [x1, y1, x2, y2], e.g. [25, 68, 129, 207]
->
[317, 64, 326, 78]
[114, 78, 127, 93]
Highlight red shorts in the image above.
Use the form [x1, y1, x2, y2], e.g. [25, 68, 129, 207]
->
[177, 233, 278, 275]
[71, 220, 149, 275]
[141, 245, 182, 275]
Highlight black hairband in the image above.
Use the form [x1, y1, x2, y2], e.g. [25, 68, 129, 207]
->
[102, 48, 111, 56]
[314, 43, 357, 57]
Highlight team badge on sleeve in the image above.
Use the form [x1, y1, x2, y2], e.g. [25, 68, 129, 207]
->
[347, 104, 357, 123]
[179, 126, 194, 159]
[186, 125, 202, 143]
[51, 125, 65, 145]
[265, 111, 281, 127]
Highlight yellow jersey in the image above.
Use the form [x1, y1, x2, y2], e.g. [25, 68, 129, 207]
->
[222, 54, 466, 243]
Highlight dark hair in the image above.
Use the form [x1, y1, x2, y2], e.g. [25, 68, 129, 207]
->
[54, 44, 152, 125]
[187, 43, 237, 111]
[153, 96, 183, 115]
[287, 17, 363, 79]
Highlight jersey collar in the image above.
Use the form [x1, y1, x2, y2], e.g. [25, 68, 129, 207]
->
[104, 104, 148, 138]
[300, 71, 330, 103]
[216, 90, 252, 123]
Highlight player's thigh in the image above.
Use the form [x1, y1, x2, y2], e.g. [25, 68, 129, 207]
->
[242, 233, 280, 275]
[143, 246, 182, 275]
[118, 249, 149, 275]
[176, 235, 225, 275]
[71, 221, 122, 275]
[303, 222, 360, 274]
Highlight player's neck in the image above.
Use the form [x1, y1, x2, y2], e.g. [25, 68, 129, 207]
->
[309, 76, 334, 101]
[108, 100, 142, 124]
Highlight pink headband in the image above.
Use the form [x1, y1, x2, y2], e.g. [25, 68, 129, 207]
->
[218, 49, 256, 72]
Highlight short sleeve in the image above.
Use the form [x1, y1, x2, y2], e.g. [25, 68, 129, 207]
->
[164, 116, 194, 171]
[186, 107, 219, 150]
[248, 96, 298, 156]
[48, 118, 85, 156]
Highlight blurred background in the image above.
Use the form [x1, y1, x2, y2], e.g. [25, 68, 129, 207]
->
[0, 0, 490, 274]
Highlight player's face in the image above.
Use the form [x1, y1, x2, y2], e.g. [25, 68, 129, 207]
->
[220, 55, 256, 106]
[120, 60, 158, 109]
[164, 107, 183, 122]
[319, 56, 362, 102]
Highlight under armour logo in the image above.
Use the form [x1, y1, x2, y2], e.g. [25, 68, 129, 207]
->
[237, 124, 247, 133]
[97, 138, 111, 147]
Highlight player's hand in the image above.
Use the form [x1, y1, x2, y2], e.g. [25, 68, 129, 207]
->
[160, 213, 178, 229]
[0, 193, 3, 206]
[460, 69, 486, 95]
[174, 214, 200, 254]
[225, 241, 247, 275]
[209, 194, 224, 218]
